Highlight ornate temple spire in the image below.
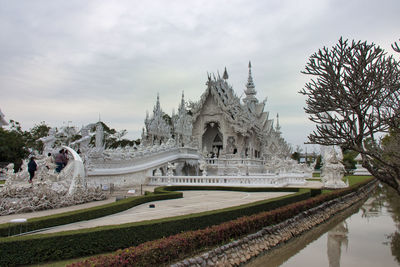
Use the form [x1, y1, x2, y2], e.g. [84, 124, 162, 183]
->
[243, 61, 258, 111]
[245, 61, 256, 97]
[154, 93, 161, 114]
[276, 113, 281, 133]
[223, 67, 229, 80]
[179, 91, 185, 113]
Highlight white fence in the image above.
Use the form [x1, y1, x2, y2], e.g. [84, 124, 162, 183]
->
[148, 174, 307, 187]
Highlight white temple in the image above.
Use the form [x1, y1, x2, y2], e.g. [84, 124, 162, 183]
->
[2, 63, 314, 190]
[143, 62, 291, 161]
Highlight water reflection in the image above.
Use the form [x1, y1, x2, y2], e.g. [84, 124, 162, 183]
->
[327, 222, 348, 267]
[246, 183, 400, 267]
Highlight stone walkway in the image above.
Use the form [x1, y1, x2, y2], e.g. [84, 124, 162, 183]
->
[1, 181, 323, 235]
[34, 191, 293, 234]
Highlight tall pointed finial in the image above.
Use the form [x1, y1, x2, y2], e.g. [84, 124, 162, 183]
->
[223, 67, 229, 80]
[98, 113, 101, 122]
[243, 60, 257, 107]
[179, 91, 185, 113]
[154, 93, 161, 113]
[245, 61, 255, 93]
[276, 113, 281, 132]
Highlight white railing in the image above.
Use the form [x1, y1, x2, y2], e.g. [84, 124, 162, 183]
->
[148, 174, 307, 187]
[205, 157, 265, 166]
[87, 147, 200, 176]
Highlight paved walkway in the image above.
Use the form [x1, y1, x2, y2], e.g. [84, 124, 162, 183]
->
[1, 181, 323, 235]
[31, 191, 291, 235]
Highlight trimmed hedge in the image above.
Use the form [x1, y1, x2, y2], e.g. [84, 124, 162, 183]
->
[0, 187, 310, 266]
[156, 185, 300, 193]
[70, 178, 376, 266]
[0, 190, 183, 237]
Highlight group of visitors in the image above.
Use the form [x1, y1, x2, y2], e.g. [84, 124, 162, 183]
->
[27, 149, 69, 184]
[55, 149, 69, 173]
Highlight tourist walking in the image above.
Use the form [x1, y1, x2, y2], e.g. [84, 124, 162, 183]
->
[45, 152, 54, 170]
[27, 157, 37, 183]
[55, 149, 65, 173]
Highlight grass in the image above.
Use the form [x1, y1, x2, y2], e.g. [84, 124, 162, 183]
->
[321, 175, 373, 194]
[0, 180, 5, 184]
[345, 175, 372, 186]
[306, 178, 321, 181]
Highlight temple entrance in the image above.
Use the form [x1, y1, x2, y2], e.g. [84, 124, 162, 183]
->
[202, 122, 223, 157]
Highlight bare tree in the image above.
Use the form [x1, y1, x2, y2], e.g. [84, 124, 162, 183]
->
[299, 37, 400, 194]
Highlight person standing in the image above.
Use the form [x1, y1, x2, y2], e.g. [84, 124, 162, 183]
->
[45, 152, 54, 170]
[27, 157, 37, 183]
[55, 149, 65, 173]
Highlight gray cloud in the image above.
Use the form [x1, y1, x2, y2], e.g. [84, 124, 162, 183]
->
[1, 0, 399, 151]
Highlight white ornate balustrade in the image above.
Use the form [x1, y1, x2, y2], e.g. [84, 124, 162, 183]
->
[87, 147, 200, 176]
[148, 174, 307, 187]
[205, 157, 267, 175]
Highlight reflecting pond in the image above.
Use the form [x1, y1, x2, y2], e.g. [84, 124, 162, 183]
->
[246, 183, 400, 267]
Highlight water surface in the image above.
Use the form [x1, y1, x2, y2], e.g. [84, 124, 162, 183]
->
[246, 183, 400, 267]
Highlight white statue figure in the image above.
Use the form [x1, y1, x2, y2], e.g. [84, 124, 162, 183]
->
[353, 153, 371, 175]
[199, 159, 207, 176]
[0, 108, 8, 127]
[154, 168, 162, 176]
[321, 146, 347, 188]
[39, 128, 57, 156]
[70, 125, 93, 153]
[167, 162, 176, 177]
[95, 122, 104, 150]
[3, 163, 16, 186]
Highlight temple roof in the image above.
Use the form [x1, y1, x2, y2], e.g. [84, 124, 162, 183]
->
[190, 70, 273, 140]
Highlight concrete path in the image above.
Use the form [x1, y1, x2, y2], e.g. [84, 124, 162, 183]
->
[29, 191, 292, 234]
[0, 197, 116, 224]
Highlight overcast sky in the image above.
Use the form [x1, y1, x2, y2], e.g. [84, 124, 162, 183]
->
[0, 0, 399, 151]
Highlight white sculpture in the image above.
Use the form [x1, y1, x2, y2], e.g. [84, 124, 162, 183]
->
[321, 146, 347, 188]
[199, 159, 207, 176]
[70, 124, 94, 153]
[95, 122, 104, 150]
[0, 146, 104, 216]
[167, 162, 176, 177]
[353, 153, 371, 175]
[0, 108, 8, 127]
[39, 128, 57, 155]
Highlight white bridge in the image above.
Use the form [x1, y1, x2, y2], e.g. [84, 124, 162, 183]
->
[85, 147, 202, 188]
[84, 146, 310, 188]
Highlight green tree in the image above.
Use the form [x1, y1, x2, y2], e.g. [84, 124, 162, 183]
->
[342, 149, 357, 173]
[25, 121, 51, 153]
[300, 38, 400, 194]
[291, 152, 300, 162]
[0, 121, 29, 170]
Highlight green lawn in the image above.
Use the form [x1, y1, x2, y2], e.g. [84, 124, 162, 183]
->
[346, 175, 372, 186]
[0, 180, 5, 185]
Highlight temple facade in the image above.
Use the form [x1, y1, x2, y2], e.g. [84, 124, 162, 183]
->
[142, 62, 291, 160]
